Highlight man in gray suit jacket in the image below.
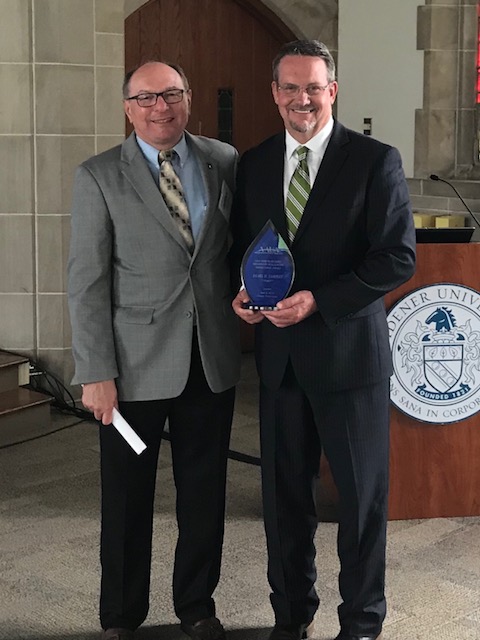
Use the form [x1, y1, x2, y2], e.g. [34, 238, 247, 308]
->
[68, 61, 240, 640]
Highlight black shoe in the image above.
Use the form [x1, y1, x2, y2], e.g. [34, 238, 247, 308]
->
[334, 632, 382, 640]
[180, 617, 226, 640]
[100, 629, 134, 640]
[268, 622, 315, 640]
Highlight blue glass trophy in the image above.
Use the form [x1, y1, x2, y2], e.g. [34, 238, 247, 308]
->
[241, 220, 295, 310]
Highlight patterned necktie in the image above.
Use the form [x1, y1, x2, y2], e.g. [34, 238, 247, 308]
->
[158, 150, 194, 252]
[285, 145, 311, 244]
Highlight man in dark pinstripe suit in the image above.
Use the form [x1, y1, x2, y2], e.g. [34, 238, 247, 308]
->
[231, 41, 415, 640]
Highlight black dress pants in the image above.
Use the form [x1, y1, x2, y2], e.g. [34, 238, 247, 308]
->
[260, 362, 389, 637]
[99, 338, 235, 631]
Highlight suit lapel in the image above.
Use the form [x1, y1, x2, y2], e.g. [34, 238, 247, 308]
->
[294, 121, 349, 245]
[120, 133, 190, 252]
[185, 132, 220, 255]
[267, 135, 290, 243]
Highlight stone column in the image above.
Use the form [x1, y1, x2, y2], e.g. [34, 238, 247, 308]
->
[0, 0, 125, 396]
[415, 0, 479, 179]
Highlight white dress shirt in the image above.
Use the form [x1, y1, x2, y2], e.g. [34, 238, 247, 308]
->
[283, 117, 334, 203]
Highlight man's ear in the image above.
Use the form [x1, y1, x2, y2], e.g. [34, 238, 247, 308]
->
[124, 100, 133, 124]
[271, 81, 280, 106]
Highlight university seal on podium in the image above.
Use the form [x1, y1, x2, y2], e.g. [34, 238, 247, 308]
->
[388, 283, 480, 424]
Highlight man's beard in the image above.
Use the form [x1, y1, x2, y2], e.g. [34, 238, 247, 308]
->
[288, 118, 317, 134]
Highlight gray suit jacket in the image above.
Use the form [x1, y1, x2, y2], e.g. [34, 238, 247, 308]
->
[68, 131, 240, 401]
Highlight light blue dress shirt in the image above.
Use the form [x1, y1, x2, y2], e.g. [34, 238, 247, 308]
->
[136, 134, 207, 241]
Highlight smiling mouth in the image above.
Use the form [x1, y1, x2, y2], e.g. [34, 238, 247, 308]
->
[152, 117, 174, 124]
[291, 108, 315, 114]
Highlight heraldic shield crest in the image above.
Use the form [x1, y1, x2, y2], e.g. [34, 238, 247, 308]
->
[422, 308, 464, 394]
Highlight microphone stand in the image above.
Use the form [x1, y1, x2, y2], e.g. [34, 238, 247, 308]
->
[429, 174, 480, 228]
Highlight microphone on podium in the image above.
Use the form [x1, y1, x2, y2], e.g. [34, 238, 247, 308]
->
[429, 174, 480, 228]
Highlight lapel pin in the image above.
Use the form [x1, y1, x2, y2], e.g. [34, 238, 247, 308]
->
[207, 163, 213, 170]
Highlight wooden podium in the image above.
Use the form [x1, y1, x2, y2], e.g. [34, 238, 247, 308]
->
[385, 242, 480, 519]
[317, 243, 480, 521]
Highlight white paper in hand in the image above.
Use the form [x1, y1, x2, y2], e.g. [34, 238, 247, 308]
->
[112, 407, 147, 455]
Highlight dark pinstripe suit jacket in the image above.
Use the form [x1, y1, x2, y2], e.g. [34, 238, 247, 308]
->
[232, 120, 416, 394]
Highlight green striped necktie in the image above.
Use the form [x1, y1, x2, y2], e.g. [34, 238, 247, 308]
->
[285, 145, 310, 244]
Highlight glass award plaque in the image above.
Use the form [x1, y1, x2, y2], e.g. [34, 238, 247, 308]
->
[241, 220, 295, 310]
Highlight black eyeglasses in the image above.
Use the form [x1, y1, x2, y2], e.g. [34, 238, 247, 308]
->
[125, 89, 187, 107]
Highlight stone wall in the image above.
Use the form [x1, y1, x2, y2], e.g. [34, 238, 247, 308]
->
[412, 0, 480, 237]
[415, 0, 479, 180]
[0, 0, 124, 388]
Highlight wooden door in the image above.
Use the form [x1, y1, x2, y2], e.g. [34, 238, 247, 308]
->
[125, 0, 295, 154]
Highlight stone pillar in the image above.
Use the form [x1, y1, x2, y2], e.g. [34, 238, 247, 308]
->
[415, 0, 479, 179]
[0, 2, 35, 363]
[0, 0, 125, 395]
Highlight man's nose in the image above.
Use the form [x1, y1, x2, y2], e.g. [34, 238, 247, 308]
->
[153, 96, 170, 111]
[296, 89, 311, 105]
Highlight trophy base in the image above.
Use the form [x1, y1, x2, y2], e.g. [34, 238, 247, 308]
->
[242, 302, 278, 311]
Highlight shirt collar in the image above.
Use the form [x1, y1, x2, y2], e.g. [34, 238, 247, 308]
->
[285, 117, 334, 160]
[135, 133, 189, 167]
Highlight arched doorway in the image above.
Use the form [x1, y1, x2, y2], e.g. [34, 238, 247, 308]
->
[125, 0, 296, 154]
